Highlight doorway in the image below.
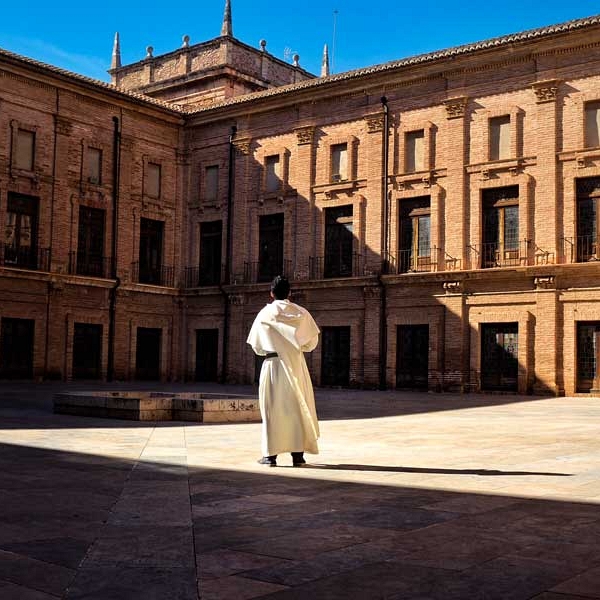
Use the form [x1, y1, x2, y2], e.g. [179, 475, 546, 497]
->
[396, 325, 429, 389]
[195, 329, 219, 381]
[135, 327, 161, 380]
[481, 323, 518, 391]
[321, 326, 350, 386]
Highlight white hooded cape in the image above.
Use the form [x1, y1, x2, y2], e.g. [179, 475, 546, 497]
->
[247, 299, 320, 456]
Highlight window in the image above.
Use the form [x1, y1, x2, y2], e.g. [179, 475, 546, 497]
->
[72, 323, 102, 380]
[585, 101, 600, 148]
[324, 205, 353, 278]
[15, 129, 35, 171]
[76, 207, 106, 277]
[0, 317, 35, 379]
[575, 177, 600, 262]
[4, 193, 39, 269]
[138, 218, 164, 284]
[265, 155, 281, 193]
[146, 163, 161, 198]
[199, 220, 222, 285]
[331, 143, 348, 182]
[489, 115, 511, 161]
[257, 213, 284, 282]
[87, 148, 102, 185]
[482, 186, 520, 267]
[399, 197, 431, 272]
[204, 165, 219, 202]
[405, 130, 425, 173]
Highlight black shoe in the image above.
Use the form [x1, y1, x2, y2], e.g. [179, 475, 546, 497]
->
[257, 456, 277, 467]
[291, 452, 306, 467]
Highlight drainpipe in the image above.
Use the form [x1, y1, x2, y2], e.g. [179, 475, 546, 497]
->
[107, 115, 121, 382]
[379, 96, 390, 390]
[220, 124, 237, 383]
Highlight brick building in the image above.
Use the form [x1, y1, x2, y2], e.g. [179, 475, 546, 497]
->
[3, 4, 600, 395]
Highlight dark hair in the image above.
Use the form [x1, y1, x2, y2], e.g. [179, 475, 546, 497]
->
[270, 275, 290, 300]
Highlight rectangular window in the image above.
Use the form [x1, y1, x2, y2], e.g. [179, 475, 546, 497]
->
[87, 148, 102, 185]
[0, 317, 35, 379]
[489, 115, 511, 161]
[139, 218, 164, 284]
[585, 101, 600, 148]
[199, 220, 222, 285]
[146, 163, 161, 198]
[265, 155, 281, 193]
[405, 130, 425, 172]
[4, 193, 39, 269]
[76, 206, 106, 277]
[399, 196, 431, 272]
[15, 129, 35, 171]
[204, 165, 219, 202]
[324, 205, 353, 278]
[482, 186, 519, 267]
[257, 213, 284, 282]
[575, 177, 600, 262]
[72, 323, 102, 380]
[331, 143, 348, 182]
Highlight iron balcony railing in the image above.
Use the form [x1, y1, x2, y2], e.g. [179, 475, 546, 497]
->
[131, 262, 175, 287]
[0, 244, 50, 272]
[467, 240, 530, 269]
[243, 259, 292, 284]
[182, 264, 225, 288]
[68, 252, 112, 278]
[309, 252, 365, 279]
[562, 235, 600, 263]
[382, 247, 438, 274]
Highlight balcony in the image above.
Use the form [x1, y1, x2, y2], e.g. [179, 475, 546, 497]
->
[0, 244, 50, 272]
[382, 248, 438, 274]
[467, 240, 530, 269]
[562, 235, 600, 263]
[243, 259, 292, 284]
[69, 252, 112, 278]
[309, 253, 365, 279]
[182, 265, 225, 288]
[131, 262, 175, 287]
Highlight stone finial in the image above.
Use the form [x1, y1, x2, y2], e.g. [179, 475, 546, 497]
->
[259, 39, 267, 52]
[182, 35, 190, 48]
[221, 0, 233, 37]
[111, 32, 121, 70]
[321, 44, 330, 77]
[293, 53, 300, 67]
[145, 46, 154, 59]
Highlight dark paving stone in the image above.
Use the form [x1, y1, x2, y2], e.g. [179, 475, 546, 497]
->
[84, 525, 194, 567]
[197, 548, 288, 579]
[0, 579, 60, 599]
[64, 566, 197, 600]
[0, 537, 91, 569]
[199, 574, 288, 599]
[0, 549, 76, 597]
[551, 565, 600, 598]
[531, 593, 598, 600]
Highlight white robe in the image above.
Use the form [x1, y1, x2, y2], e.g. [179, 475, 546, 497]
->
[247, 299, 320, 456]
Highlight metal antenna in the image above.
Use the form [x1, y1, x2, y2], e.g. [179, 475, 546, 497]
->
[332, 9, 338, 74]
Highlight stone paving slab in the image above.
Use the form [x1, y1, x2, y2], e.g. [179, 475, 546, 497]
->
[1, 383, 600, 598]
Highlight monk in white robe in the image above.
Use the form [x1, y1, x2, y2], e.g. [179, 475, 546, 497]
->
[247, 276, 320, 467]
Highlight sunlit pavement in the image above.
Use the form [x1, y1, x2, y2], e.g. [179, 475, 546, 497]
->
[1, 383, 600, 599]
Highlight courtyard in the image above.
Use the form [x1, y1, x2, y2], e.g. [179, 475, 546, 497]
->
[1, 383, 600, 599]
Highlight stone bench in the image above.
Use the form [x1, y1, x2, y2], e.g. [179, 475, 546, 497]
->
[53, 391, 260, 422]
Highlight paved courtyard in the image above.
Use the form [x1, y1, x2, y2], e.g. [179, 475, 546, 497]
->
[1, 383, 600, 599]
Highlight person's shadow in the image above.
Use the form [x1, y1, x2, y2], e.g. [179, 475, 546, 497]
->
[299, 464, 572, 476]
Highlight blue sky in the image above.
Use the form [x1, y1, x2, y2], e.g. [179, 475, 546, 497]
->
[2, 1, 600, 81]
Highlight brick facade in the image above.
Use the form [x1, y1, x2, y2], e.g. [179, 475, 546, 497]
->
[3, 15, 600, 395]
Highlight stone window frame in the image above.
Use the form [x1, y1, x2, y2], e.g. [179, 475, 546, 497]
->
[583, 98, 600, 150]
[321, 135, 358, 186]
[483, 106, 523, 163]
[399, 121, 435, 175]
[10, 119, 38, 178]
[142, 155, 163, 200]
[255, 146, 290, 202]
[80, 138, 109, 192]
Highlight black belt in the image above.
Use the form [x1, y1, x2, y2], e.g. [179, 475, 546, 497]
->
[264, 352, 278, 358]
